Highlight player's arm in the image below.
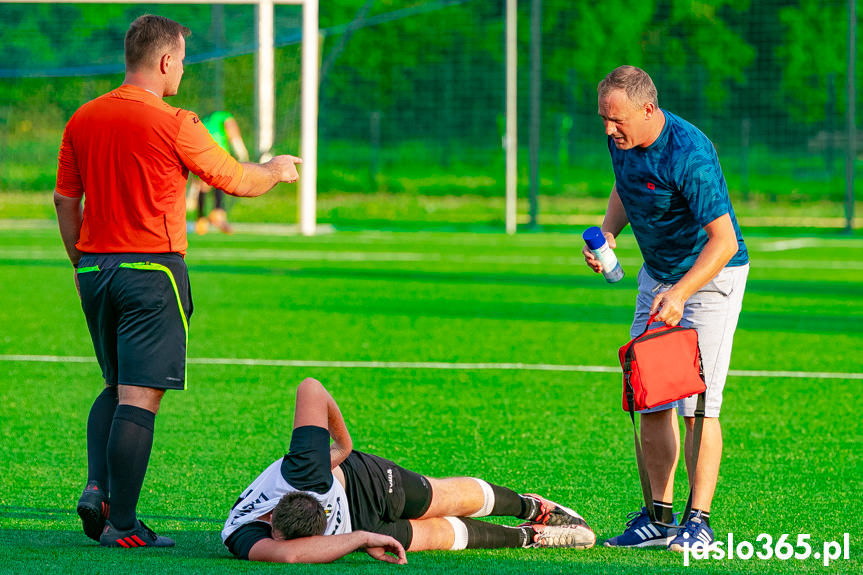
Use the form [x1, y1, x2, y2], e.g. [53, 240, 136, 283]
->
[583, 183, 629, 273]
[248, 531, 406, 564]
[292, 378, 353, 470]
[650, 212, 739, 326]
[53, 191, 83, 268]
[223, 117, 250, 162]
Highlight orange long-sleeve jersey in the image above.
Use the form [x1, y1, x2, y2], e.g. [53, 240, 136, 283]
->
[56, 84, 244, 255]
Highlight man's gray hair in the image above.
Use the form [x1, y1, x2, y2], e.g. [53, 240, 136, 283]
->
[597, 65, 659, 108]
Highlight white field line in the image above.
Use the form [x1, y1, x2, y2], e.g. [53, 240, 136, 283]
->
[759, 239, 819, 252]
[6, 218, 863, 248]
[2, 354, 861, 380]
[2, 246, 863, 270]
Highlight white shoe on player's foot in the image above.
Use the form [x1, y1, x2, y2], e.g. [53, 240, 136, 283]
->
[530, 524, 596, 549]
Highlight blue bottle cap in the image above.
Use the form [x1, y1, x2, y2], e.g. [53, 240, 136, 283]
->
[582, 226, 606, 250]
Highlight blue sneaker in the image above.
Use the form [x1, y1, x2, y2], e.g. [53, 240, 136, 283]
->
[604, 507, 676, 547]
[668, 511, 713, 552]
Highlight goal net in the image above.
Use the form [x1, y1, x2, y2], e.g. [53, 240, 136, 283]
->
[0, 0, 314, 227]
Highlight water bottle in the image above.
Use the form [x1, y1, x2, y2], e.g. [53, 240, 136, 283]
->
[583, 226, 625, 283]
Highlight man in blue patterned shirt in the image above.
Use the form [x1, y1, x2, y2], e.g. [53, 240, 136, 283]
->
[584, 65, 749, 552]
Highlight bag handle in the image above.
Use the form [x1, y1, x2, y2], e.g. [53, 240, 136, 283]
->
[625, 376, 705, 529]
[634, 313, 662, 339]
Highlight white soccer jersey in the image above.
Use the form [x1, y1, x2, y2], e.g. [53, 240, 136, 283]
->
[221, 457, 352, 543]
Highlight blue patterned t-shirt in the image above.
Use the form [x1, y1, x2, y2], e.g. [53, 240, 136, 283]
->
[608, 110, 748, 283]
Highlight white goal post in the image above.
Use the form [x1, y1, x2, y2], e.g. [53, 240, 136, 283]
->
[505, 0, 517, 235]
[5, 0, 320, 236]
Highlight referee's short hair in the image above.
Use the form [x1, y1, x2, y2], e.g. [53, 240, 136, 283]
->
[598, 65, 659, 109]
[125, 14, 191, 72]
[271, 492, 327, 540]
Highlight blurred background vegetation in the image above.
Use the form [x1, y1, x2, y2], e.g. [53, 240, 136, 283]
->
[0, 0, 860, 230]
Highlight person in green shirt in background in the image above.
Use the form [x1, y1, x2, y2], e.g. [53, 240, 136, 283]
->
[188, 111, 250, 234]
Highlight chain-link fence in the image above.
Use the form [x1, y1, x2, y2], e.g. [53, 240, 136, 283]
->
[1, 0, 859, 228]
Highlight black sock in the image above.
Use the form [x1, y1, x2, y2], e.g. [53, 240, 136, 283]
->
[107, 405, 156, 530]
[519, 495, 540, 521]
[653, 500, 674, 524]
[691, 508, 710, 527]
[86, 386, 118, 489]
[458, 517, 532, 549]
[486, 483, 522, 517]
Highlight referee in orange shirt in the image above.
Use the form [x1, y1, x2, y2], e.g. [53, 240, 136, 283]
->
[54, 15, 302, 548]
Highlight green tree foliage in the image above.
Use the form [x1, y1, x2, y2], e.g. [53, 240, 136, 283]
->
[0, 0, 860, 194]
[777, 0, 858, 123]
[539, 0, 753, 113]
[542, 0, 656, 104]
[647, 0, 754, 107]
[318, 1, 502, 127]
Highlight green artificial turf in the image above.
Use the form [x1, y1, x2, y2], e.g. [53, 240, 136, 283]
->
[0, 223, 860, 574]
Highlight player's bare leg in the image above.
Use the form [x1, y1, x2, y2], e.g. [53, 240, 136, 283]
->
[412, 476, 594, 549]
[118, 384, 164, 414]
[407, 518, 457, 550]
[667, 417, 723, 552]
[419, 477, 484, 518]
[684, 416, 722, 512]
[641, 408, 680, 503]
[605, 408, 680, 547]
[407, 517, 594, 551]
[419, 477, 590, 528]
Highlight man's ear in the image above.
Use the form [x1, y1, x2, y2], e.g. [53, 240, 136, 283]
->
[159, 52, 171, 74]
[643, 101, 656, 120]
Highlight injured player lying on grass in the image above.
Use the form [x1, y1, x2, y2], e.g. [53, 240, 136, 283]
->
[222, 378, 596, 564]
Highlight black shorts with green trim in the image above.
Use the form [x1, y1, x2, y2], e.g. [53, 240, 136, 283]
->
[338, 451, 432, 549]
[77, 252, 193, 390]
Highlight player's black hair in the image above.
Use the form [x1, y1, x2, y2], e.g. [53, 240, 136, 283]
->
[271, 492, 327, 540]
[125, 14, 191, 72]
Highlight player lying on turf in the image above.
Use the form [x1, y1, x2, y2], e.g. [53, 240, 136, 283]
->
[222, 378, 596, 564]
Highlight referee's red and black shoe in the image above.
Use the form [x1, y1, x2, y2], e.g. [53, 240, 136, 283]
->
[77, 482, 109, 541]
[100, 520, 175, 548]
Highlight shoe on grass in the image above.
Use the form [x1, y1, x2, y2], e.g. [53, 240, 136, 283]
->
[530, 524, 596, 549]
[521, 493, 591, 528]
[668, 511, 713, 552]
[100, 520, 175, 548]
[77, 482, 109, 542]
[603, 507, 676, 548]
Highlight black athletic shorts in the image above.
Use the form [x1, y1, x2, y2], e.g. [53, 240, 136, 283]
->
[339, 451, 433, 549]
[77, 252, 193, 390]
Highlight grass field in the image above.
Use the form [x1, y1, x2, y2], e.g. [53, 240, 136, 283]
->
[0, 219, 861, 574]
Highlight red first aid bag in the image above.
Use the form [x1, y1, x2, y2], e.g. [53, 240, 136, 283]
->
[618, 314, 705, 412]
[617, 314, 708, 528]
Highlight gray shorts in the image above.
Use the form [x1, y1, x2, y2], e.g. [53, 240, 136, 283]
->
[632, 263, 749, 418]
